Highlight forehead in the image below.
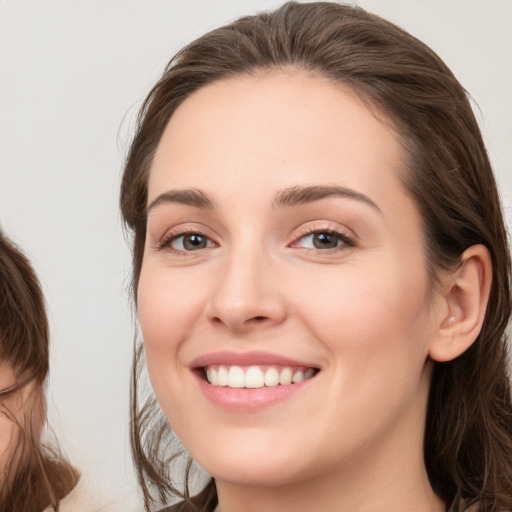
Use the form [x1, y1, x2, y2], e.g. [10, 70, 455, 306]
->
[148, 70, 407, 210]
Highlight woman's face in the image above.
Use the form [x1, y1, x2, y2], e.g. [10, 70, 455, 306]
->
[138, 71, 447, 488]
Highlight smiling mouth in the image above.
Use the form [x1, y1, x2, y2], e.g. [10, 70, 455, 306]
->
[203, 365, 319, 389]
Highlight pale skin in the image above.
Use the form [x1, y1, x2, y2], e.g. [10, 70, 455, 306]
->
[137, 70, 491, 512]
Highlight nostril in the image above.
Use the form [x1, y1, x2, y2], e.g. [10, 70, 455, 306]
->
[210, 314, 270, 330]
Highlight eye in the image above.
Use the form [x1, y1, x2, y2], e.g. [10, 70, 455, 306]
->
[293, 230, 355, 251]
[168, 233, 215, 251]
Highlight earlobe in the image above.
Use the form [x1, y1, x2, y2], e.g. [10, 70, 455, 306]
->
[429, 244, 492, 363]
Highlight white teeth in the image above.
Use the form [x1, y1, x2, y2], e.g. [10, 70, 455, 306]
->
[207, 367, 218, 386]
[205, 365, 317, 388]
[264, 367, 279, 387]
[245, 366, 265, 388]
[279, 367, 293, 385]
[217, 365, 229, 386]
[227, 366, 245, 388]
[292, 370, 304, 384]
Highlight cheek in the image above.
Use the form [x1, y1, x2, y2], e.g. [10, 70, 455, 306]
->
[137, 267, 209, 434]
[138, 267, 202, 351]
[289, 260, 433, 362]
[137, 266, 212, 400]
[288, 263, 434, 445]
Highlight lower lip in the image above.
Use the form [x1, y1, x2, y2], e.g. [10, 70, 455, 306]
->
[195, 372, 314, 410]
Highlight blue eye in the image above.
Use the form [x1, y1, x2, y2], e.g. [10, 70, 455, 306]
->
[296, 230, 354, 250]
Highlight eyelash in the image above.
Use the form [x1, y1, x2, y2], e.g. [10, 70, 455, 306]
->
[156, 229, 216, 254]
[292, 227, 356, 252]
[156, 226, 355, 254]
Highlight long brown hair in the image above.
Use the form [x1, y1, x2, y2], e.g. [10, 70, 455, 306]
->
[120, 2, 512, 511]
[0, 230, 79, 511]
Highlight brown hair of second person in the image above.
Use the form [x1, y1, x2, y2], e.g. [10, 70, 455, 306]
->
[0, 230, 78, 511]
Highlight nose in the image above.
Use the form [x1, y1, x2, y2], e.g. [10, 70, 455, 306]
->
[206, 247, 286, 333]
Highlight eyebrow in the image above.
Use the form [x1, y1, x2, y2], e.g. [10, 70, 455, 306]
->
[147, 189, 214, 213]
[272, 185, 381, 212]
[146, 184, 380, 214]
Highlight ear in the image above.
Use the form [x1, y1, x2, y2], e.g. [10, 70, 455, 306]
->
[429, 244, 492, 362]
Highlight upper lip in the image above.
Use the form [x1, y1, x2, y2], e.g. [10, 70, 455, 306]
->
[190, 351, 319, 369]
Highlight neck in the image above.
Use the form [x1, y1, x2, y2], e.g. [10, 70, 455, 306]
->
[216, 466, 444, 512]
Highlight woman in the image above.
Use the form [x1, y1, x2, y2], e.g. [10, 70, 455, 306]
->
[0, 230, 79, 511]
[120, 2, 512, 511]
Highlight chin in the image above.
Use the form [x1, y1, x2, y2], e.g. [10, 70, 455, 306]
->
[203, 458, 303, 489]
[184, 431, 310, 488]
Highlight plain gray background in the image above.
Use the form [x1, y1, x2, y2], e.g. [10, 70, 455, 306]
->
[1, 0, 511, 508]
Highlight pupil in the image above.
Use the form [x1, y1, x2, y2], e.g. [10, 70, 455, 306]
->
[184, 234, 206, 250]
[313, 232, 337, 249]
